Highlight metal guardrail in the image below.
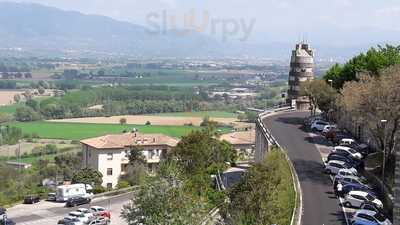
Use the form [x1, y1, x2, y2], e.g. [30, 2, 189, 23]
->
[256, 105, 302, 225]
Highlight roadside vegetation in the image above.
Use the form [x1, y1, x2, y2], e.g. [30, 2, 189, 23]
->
[226, 149, 295, 225]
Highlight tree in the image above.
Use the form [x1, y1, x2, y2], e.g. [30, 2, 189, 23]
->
[228, 149, 295, 225]
[26, 99, 39, 111]
[170, 127, 236, 176]
[38, 87, 45, 95]
[121, 166, 208, 225]
[324, 45, 400, 89]
[237, 113, 246, 122]
[245, 111, 258, 123]
[72, 168, 103, 186]
[339, 66, 400, 162]
[15, 106, 40, 122]
[119, 117, 127, 125]
[55, 153, 82, 180]
[13, 94, 20, 103]
[300, 79, 337, 116]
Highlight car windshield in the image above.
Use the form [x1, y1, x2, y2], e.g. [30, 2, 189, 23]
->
[348, 148, 357, 154]
[374, 213, 386, 222]
[365, 194, 374, 201]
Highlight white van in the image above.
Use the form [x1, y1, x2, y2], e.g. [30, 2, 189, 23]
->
[56, 184, 93, 202]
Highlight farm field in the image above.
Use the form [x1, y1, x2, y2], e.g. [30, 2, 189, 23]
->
[48, 115, 242, 127]
[0, 90, 24, 106]
[8, 121, 229, 140]
[152, 111, 238, 118]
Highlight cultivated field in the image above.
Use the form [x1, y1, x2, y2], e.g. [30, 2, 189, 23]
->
[0, 90, 24, 106]
[9, 121, 228, 140]
[48, 115, 242, 127]
[152, 111, 238, 118]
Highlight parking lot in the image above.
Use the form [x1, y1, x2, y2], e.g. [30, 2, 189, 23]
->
[5, 193, 130, 225]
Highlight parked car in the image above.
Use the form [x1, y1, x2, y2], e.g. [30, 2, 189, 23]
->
[343, 191, 383, 208]
[0, 208, 5, 216]
[47, 192, 56, 201]
[334, 176, 370, 191]
[68, 211, 91, 224]
[336, 183, 377, 198]
[333, 146, 363, 159]
[87, 217, 110, 225]
[322, 124, 337, 135]
[90, 206, 111, 219]
[326, 153, 363, 169]
[23, 195, 40, 204]
[65, 197, 91, 207]
[360, 203, 386, 215]
[334, 168, 359, 180]
[0, 219, 16, 225]
[325, 160, 357, 175]
[351, 210, 392, 225]
[352, 220, 379, 225]
[76, 208, 94, 220]
[311, 121, 329, 131]
[58, 216, 84, 225]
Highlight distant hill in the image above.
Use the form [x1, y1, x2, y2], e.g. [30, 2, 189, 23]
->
[0, 2, 228, 57]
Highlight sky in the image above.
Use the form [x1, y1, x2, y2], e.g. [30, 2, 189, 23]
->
[5, 0, 400, 47]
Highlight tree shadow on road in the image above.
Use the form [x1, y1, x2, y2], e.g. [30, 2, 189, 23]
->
[291, 159, 333, 186]
[329, 210, 349, 225]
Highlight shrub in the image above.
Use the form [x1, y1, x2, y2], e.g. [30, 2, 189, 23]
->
[145, 121, 151, 125]
[117, 180, 130, 189]
[93, 185, 106, 194]
[120, 118, 127, 125]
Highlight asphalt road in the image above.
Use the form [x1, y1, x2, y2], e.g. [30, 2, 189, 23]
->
[7, 193, 132, 225]
[263, 111, 347, 225]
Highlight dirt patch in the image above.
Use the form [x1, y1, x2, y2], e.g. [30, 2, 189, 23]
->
[0, 90, 25, 106]
[49, 115, 249, 127]
[0, 139, 79, 157]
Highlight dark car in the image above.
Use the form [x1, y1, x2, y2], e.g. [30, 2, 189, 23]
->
[336, 183, 377, 197]
[0, 219, 16, 225]
[326, 153, 363, 169]
[23, 195, 40, 204]
[360, 202, 386, 216]
[65, 196, 91, 207]
[0, 208, 5, 216]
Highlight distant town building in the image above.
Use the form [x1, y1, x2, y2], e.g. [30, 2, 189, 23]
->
[287, 42, 315, 110]
[220, 130, 255, 160]
[80, 132, 179, 189]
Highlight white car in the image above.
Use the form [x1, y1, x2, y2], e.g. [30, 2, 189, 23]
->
[311, 120, 329, 131]
[341, 138, 356, 146]
[351, 209, 392, 225]
[322, 124, 337, 134]
[68, 211, 92, 224]
[76, 208, 94, 220]
[333, 146, 363, 159]
[343, 191, 383, 208]
[325, 160, 357, 175]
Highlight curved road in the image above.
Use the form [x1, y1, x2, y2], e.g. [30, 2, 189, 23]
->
[263, 111, 347, 225]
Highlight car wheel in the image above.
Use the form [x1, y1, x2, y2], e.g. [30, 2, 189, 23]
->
[344, 202, 352, 207]
[325, 169, 331, 174]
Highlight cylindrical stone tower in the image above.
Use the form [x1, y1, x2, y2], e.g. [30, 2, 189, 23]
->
[287, 42, 315, 110]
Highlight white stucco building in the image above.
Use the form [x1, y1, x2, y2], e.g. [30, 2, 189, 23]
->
[80, 132, 179, 189]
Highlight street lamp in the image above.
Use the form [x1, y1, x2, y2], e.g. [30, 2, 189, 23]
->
[380, 119, 388, 194]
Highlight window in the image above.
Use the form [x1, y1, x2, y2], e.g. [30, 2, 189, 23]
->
[106, 183, 112, 190]
[107, 153, 113, 160]
[107, 168, 113, 176]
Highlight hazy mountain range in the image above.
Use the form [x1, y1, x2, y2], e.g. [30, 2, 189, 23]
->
[0, 2, 398, 59]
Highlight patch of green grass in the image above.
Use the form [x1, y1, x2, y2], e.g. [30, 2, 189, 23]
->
[152, 111, 238, 118]
[0, 103, 22, 114]
[8, 121, 231, 140]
